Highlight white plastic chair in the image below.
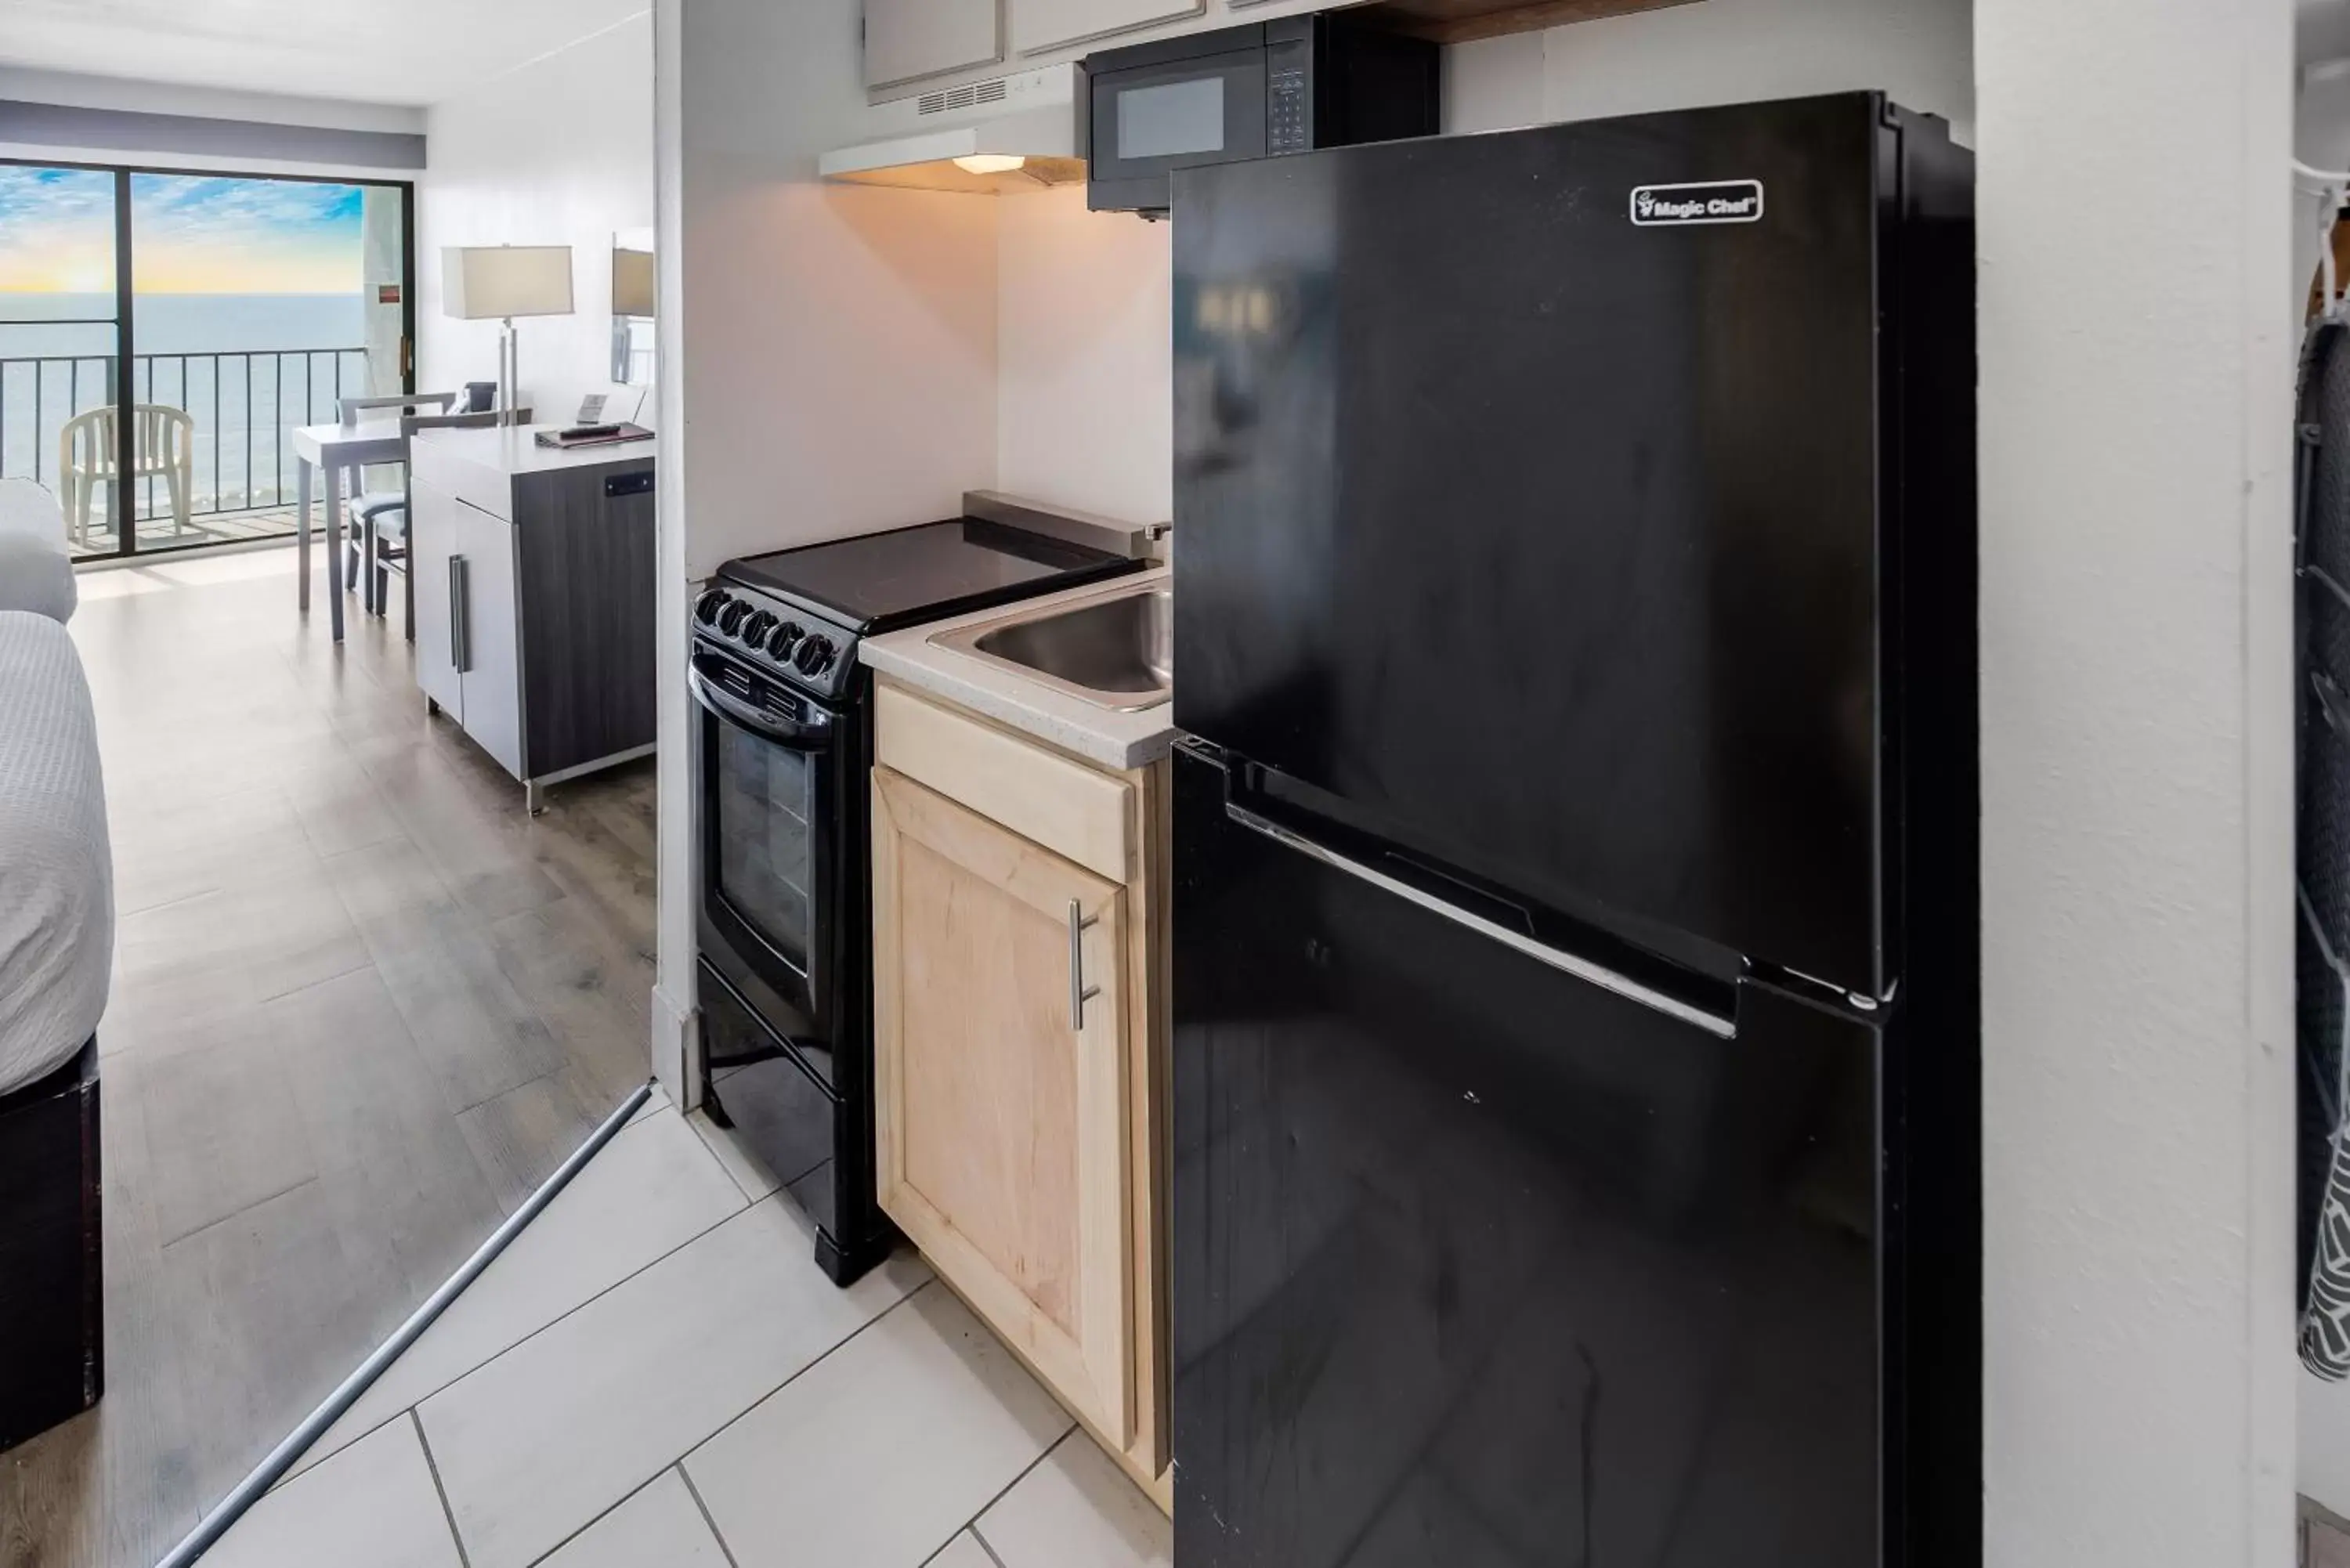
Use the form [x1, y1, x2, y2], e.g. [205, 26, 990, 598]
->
[57, 405, 194, 548]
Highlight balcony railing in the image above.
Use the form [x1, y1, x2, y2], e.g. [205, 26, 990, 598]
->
[0, 346, 370, 541]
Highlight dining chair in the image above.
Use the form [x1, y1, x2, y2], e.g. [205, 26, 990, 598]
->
[333, 393, 460, 615]
[356, 407, 529, 639]
[57, 406, 195, 548]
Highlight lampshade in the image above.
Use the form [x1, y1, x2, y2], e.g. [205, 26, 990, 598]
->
[442, 245, 574, 320]
[612, 247, 656, 318]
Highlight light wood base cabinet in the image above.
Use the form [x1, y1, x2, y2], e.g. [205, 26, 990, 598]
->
[872, 680, 1170, 1510]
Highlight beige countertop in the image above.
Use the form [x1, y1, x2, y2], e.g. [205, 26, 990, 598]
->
[858, 566, 1177, 771]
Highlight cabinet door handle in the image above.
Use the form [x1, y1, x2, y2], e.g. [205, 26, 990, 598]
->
[452, 555, 472, 674]
[1068, 898, 1101, 1031]
[448, 555, 465, 673]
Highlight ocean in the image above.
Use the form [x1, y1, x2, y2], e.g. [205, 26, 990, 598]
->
[0, 292, 371, 519]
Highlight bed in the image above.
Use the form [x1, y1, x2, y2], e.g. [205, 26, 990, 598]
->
[0, 609, 109, 1450]
[0, 479, 76, 624]
[0, 611, 110, 1097]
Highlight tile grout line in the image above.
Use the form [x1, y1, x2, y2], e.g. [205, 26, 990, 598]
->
[959, 1427, 1075, 1568]
[518, 1467, 671, 1568]
[278, 1111, 743, 1481]
[919, 1529, 1007, 1568]
[411, 1409, 476, 1568]
[431, 1261, 931, 1568]
[669, 1274, 938, 1475]
[677, 1463, 746, 1568]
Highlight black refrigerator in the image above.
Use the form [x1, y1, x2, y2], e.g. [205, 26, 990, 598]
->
[1170, 94, 1978, 1567]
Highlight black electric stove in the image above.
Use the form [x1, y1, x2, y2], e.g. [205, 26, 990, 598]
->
[690, 508, 1144, 1284]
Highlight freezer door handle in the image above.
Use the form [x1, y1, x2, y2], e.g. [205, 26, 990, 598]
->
[1225, 803, 1739, 1040]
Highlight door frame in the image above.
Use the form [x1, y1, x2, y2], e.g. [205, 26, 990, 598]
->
[0, 154, 416, 562]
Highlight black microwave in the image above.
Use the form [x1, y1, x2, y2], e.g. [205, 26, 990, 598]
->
[1081, 14, 1440, 215]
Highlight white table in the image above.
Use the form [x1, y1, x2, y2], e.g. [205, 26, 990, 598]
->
[292, 417, 406, 643]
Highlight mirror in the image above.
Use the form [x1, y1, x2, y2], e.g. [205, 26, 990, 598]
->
[611, 228, 655, 385]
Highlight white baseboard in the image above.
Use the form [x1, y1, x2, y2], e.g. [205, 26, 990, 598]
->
[650, 980, 700, 1113]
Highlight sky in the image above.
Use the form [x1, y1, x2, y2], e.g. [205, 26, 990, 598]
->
[0, 168, 366, 294]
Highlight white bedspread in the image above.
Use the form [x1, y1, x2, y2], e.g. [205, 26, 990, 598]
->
[0, 479, 75, 623]
[0, 612, 110, 1096]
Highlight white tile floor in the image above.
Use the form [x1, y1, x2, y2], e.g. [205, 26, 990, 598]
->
[212, 1094, 1172, 1568]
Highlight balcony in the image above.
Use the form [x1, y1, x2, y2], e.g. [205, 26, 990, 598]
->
[0, 345, 371, 556]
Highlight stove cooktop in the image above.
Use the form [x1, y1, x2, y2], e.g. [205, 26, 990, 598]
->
[718, 517, 1140, 635]
[697, 515, 1145, 706]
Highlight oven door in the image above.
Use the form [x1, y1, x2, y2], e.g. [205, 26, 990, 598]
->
[691, 645, 840, 1039]
[1086, 46, 1269, 212]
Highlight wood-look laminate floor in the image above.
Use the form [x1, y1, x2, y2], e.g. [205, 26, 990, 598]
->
[0, 546, 658, 1568]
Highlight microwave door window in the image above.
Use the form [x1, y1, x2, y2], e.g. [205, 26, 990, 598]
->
[1121, 77, 1226, 160]
[714, 722, 814, 975]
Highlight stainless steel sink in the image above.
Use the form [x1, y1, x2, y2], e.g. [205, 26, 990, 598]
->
[933, 586, 1171, 711]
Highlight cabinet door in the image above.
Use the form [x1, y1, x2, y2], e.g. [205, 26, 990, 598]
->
[515, 464, 657, 778]
[866, 0, 1003, 90]
[873, 764, 1133, 1447]
[408, 479, 463, 720]
[455, 500, 523, 780]
[1010, 0, 1202, 57]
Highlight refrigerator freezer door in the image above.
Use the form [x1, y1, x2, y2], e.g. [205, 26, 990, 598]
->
[1173, 94, 1898, 994]
[1170, 748, 1883, 1566]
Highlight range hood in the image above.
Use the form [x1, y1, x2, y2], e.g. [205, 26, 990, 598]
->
[820, 62, 1085, 195]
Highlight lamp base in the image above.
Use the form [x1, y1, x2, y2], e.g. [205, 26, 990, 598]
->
[499, 319, 523, 427]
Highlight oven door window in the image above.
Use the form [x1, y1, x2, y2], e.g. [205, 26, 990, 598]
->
[713, 717, 819, 978]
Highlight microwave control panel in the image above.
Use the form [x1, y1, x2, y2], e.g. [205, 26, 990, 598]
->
[1268, 38, 1311, 154]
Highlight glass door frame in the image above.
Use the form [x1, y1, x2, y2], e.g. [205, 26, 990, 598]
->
[0, 154, 417, 562]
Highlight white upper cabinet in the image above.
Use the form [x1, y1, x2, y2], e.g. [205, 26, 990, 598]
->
[865, 0, 1004, 90]
[1011, 0, 1206, 58]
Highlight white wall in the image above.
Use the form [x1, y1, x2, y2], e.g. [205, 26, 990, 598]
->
[997, 187, 1172, 526]
[654, 0, 1000, 1099]
[1444, 0, 1973, 140]
[419, 13, 655, 425]
[671, 1, 997, 580]
[1978, 0, 2298, 1563]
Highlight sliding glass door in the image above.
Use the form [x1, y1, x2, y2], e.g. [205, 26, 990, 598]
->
[0, 165, 126, 560]
[0, 158, 414, 560]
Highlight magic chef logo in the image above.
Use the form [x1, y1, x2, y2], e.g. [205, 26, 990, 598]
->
[1630, 179, 1766, 227]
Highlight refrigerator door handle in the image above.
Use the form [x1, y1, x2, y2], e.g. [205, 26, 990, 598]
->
[1225, 803, 1739, 1040]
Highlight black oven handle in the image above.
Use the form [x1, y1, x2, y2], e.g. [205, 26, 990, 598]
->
[689, 665, 833, 751]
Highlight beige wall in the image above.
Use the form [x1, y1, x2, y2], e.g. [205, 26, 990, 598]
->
[996, 187, 1171, 528]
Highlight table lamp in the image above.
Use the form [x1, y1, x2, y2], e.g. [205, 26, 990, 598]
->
[442, 245, 574, 425]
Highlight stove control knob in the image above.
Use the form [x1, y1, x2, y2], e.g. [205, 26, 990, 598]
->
[714, 599, 750, 636]
[768, 620, 804, 659]
[794, 634, 837, 677]
[693, 589, 730, 627]
[741, 610, 777, 646]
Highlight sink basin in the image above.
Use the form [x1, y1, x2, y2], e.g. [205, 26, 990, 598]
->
[934, 587, 1171, 711]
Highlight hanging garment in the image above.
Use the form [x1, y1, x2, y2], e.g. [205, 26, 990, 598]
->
[2298, 315, 2350, 1378]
